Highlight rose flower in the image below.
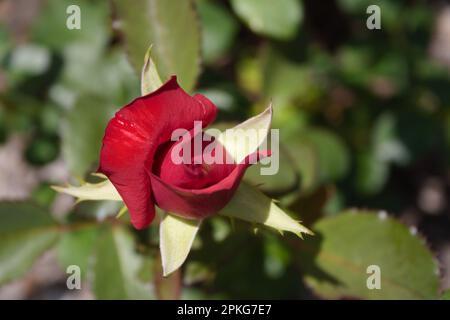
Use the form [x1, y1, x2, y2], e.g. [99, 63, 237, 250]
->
[98, 76, 268, 229]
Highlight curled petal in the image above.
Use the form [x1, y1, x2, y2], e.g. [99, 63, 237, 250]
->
[150, 151, 270, 219]
[152, 131, 235, 190]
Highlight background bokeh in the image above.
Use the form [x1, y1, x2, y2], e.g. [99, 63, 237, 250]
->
[0, 0, 449, 299]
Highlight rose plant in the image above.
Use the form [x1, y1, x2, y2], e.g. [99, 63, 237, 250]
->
[54, 46, 312, 276]
[0, 0, 443, 300]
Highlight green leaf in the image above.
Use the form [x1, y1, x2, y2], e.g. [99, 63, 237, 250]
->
[219, 182, 312, 237]
[184, 261, 214, 285]
[160, 213, 201, 277]
[197, 0, 239, 64]
[52, 178, 122, 202]
[34, 1, 138, 105]
[292, 142, 319, 192]
[57, 224, 98, 280]
[260, 50, 323, 118]
[141, 45, 163, 95]
[59, 49, 139, 106]
[114, 0, 201, 91]
[264, 233, 291, 278]
[75, 200, 124, 221]
[373, 113, 409, 165]
[285, 127, 349, 191]
[92, 225, 152, 299]
[441, 289, 450, 300]
[299, 211, 439, 299]
[356, 113, 409, 195]
[244, 144, 299, 196]
[338, 0, 401, 29]
[31, 0, 109, 50]
[356, 150, 389, 194]
[61, 95, 117, 177]
[0, 203, 59, 285]
[230, 0, 302, 40]
[300, 128, 350, 183]
[216, 104, 272, 164]
[236, 55, 263, 96]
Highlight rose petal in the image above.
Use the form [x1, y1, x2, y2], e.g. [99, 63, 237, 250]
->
[98, 76, 217, 229]
[150, 151, 270, 219]
[153, 131, 235, 189]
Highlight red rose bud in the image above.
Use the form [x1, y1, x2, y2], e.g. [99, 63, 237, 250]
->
[98, 76, 269, 229]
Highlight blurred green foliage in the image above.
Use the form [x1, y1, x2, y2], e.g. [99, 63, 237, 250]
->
[0, 0, 449, 299]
